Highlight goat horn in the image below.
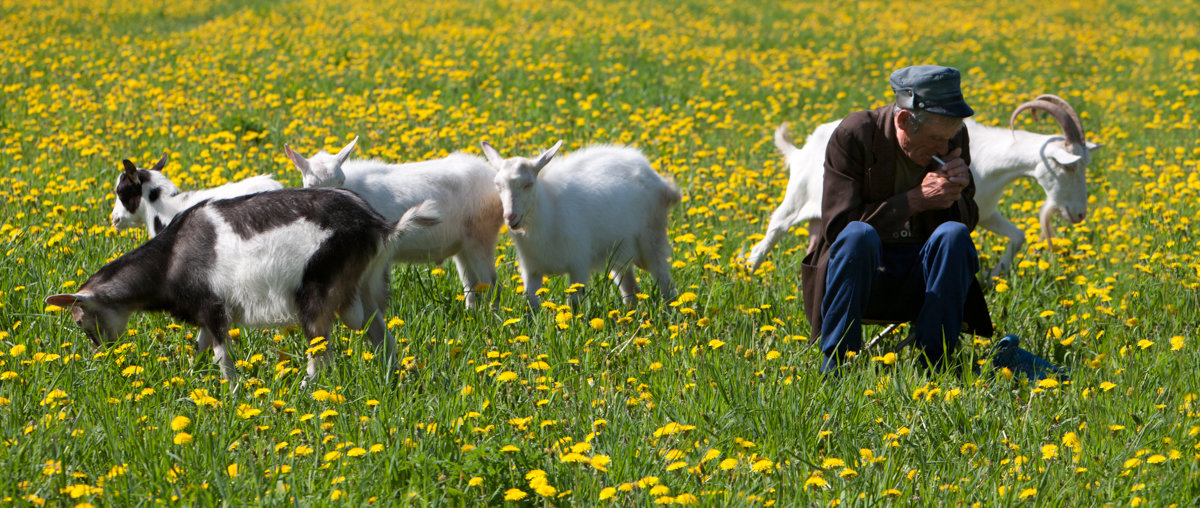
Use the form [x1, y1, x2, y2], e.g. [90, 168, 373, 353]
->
[1033, 94, 1086, 143]
[1010, 97, 1086, 146]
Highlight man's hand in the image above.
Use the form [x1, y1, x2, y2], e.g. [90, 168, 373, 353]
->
[908, 148, 968, 213]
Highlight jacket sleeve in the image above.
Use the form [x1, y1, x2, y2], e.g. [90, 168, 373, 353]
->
[821, 115, 913, 242]
[953, 127, 980, 230]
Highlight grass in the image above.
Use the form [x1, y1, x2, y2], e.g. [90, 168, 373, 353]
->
[1, 0, 1199, 505]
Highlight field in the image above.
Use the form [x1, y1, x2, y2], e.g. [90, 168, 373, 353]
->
[2, 0, 1199, 505]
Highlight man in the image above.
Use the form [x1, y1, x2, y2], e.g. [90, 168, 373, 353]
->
[801, 65, 992, 375]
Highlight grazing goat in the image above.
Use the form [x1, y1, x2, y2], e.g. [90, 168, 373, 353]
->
[110, 154, 283, 237]
[285, 138, 503, 309]
[746, 95, 1100, 277]
[480, 140, 680, 308]
[47, 188, 439, 386]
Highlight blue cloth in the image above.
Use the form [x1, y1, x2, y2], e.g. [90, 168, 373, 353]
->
[989, 334, 1069, 382]
[820, 221, 979, 373]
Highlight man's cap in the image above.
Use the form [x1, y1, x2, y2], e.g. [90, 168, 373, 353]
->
[890, 65, 974, 118]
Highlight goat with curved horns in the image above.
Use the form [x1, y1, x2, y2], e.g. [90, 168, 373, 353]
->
[746, 94, 1101, 277]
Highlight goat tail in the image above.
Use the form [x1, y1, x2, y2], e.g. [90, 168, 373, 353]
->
[774, 122, 797, 157]
[659, 174, 683, 208]
[389, 200, 442, 244]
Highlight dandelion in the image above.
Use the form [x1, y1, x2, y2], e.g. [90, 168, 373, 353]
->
[599, 487, 616, 500]
[504, 488, 527, 501]
[170, 416, 191, 431]
[1019, 488, 1037, 500]
[1041, 444, 1058, 460]
[227, 463, 239, 477]
[173, 432, 193, 445]
[1170, 336, 1185, 350]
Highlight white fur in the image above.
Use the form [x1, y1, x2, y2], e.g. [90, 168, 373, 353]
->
[111, 172, 283, 237]
[746, 116, 1101, 277]
[286, 138, 503, 308]
[481, 141, 680, 308]
[204, 208, 331, 326]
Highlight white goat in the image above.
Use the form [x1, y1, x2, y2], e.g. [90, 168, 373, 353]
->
[110, 154, 283, 237]
[284, 138, 503, 309]
[48, 188, 439, 386]
[746, 95, 1100, 277]
[480, 140, 680, 308]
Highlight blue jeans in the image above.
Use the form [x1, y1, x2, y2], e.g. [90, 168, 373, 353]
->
[820, 221, 979, 373]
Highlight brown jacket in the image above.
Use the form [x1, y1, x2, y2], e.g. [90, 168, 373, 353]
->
[800, 105, 993, 337]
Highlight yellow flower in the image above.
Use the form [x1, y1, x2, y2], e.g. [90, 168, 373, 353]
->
[1099, 381, 1117, 392]
[599, 487, 616, 500]
[173, 432, 193, 445]
[1019, 488, 1037, 500]
[1170, 336, 1185, 350]
[1137, 339, 1154, 349]
[469, 477, 483, 487]
[496, 371, 519, 382]
[227, 463, 239, 477]
[1062, 432, 1080, 449]
[1041, 444, 1058, 460]
[170, 416, 191, 431]
[960, 443, 978, 454]
[803, 476, 828, 490]
[590, 318, 604, 330]
[504, 488, 527, 501]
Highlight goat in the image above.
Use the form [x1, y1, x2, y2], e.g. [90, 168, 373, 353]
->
[480, 140, 680, 309]
[746, 95, 1101, 277]
[110, 154, 283, 237]
[285, 138, 503, 309]
[47, 188, 439, 386]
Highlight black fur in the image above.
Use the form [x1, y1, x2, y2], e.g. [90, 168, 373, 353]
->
[114, 170, 148, 214]
[152, 216, 165, 236]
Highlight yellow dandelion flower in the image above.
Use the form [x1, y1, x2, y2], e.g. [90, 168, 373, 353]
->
[170, 416, 191, 431]
[504, 488, 527, 501]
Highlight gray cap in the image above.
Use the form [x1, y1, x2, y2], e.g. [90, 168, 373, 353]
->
[890, 65, 974, 118]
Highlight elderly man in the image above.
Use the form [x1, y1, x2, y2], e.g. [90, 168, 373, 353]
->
[801, 65, 992, 375]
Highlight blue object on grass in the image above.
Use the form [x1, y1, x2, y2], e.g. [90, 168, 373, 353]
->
[991, 334, 1069, 382]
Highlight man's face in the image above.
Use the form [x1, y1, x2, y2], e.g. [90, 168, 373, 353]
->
[896, 111, 962, 166]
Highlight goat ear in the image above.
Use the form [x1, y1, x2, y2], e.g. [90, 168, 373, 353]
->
[46, 293, 88, 308]
[150, 153, 168, 174]
[1086, 141, 1102, 153]
[122, 160, 140, 179]
[532, 140, 562, 173]
[480, 141, 505, 169]
[334, 137, 358, 166]
[284, 145, 311, 174]
[1047, 146, 1083, 168]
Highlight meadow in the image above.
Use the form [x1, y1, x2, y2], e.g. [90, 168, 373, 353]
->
[1, 0, 1199, 505]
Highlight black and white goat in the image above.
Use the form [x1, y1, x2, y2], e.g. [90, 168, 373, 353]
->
[48, 188, 439, 386]
[110, 154, 283, 237]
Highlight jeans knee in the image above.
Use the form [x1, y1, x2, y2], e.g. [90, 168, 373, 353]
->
[929, 222, 973, 251]
[833, 221, 881, 254]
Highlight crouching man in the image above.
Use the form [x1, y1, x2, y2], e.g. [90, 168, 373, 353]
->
[801, 65, 992, 375]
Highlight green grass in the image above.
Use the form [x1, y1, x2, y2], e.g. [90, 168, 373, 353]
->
[1, 0, 1199, 505]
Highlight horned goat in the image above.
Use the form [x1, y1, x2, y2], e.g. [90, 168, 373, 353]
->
[746, 95, 1100, 277]
[284, 138, 503, 309]
[48, 188, 439, 386]
[481, 140, 680, 309]
[110, 154, 283, 237]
